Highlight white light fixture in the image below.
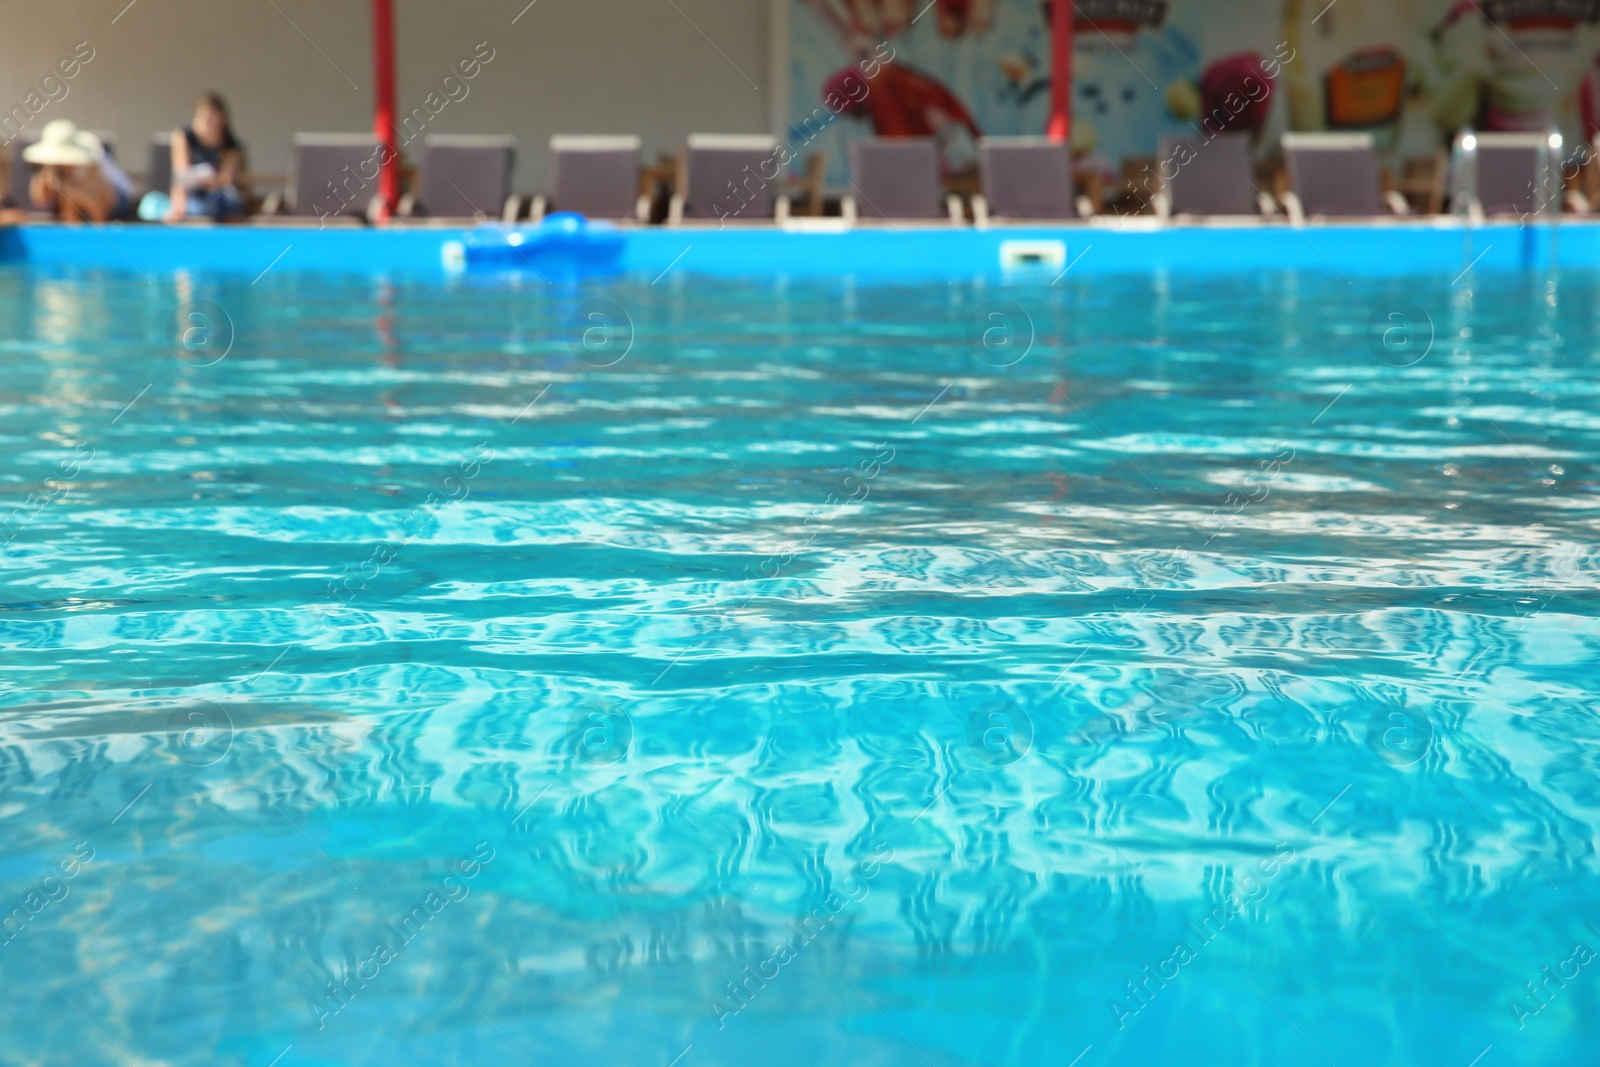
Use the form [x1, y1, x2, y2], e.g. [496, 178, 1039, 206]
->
[1549, 131, 1564, 150]
[1461, 133, 1477, 151]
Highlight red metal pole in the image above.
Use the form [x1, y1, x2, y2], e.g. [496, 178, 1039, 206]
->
[1046, 0, 1072, 143]
[372, 0, 398, 221]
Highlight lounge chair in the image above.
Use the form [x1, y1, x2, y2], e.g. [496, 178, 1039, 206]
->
[261, 133, 382, 222]
[530, 134, 648, 223]
[5, 135, 36, 209]
[842, 137, 962, 224]
[1450, 130, 1559, 222]
[1154, 132, 1273, 219]
[971, 136, 1086, 225]
[1281, 131, 1409, 222]
[1395, 152, 1448, 215]
[792, 151, 829, 217]
[396, 134, 517, 223]
[147, 133, 172, 198]
[669, 134, 789, 225]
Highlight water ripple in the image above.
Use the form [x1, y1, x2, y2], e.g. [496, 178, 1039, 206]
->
[0, 268, 1596, 1065]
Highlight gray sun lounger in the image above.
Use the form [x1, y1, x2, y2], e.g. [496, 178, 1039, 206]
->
[843, 137, 962, 223]
[5, 134, 36, 209]
[1155, 132, 1273, 218]
[1451, 131, 1559, 221]
[1282, 131, 1409, 222]
[669, 133, 789, 225]
[531, 134, 648, 223]
[972, 136, 1085, 224]
[148, 133, 172, 198]
[397, 134, 517, 223]
[262, 133, 382, 222]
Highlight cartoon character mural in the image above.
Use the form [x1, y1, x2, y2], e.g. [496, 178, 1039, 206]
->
[1423, 0, 1600, 146]
[1586, 52, 1600, 142]
[792, 0, 1297, 185]
[798, 0, 993, 177]
[1277, 0, 1418, 154]
[821, 57, 982, 141]
[787, 0, 1600, 191]
[1064, 1, 1195, 183]
[1195, 52, 1279, 134]
[793, 0, 1210, 182]
[1156, 0, 1294, 157]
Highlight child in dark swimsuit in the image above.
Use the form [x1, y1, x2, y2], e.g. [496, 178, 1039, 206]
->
[167, 93, 244, 221]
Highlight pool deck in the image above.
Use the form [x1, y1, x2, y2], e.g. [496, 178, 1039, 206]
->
[0, 217, 1588, 279]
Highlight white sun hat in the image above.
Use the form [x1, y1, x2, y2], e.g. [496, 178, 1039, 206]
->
[22, 119, 101, 167]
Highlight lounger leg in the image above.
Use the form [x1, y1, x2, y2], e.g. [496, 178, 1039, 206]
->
[1281, 191, 1305, 226]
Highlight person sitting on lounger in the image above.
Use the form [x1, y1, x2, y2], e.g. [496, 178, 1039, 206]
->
[14, 119, 130, 223]
[167, 93, 244, 221]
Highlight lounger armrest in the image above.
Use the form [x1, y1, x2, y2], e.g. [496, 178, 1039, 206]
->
[840, 196, 857, 226]
[396, 193, 418, 218]
[1074, 194, 1094, 219]
[260, 190, 284, 216]
[635, 193, 651, 224]
[1281, 191, 1305, 226]
[1255, 191, 1278, 218]
[529, 194, 547, 222]
[667, 193, 685, 226]
[971, 194, 989, 229]
[502, 194, 523, 223]
[945, 193, 964, 224]
[1565, 189, 1590, 215]
[1153, 190, 1171, 222]
[775, 194, 791, 224]
[1383, 190, 1411, 216]
[364, 197, 384, 225]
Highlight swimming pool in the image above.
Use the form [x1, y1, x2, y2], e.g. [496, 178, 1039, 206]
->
[1, 263, 1596, 1066]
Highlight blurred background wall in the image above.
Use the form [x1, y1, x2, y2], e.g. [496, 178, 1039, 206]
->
[0, 0, 774, 191]
[4, 0, 1598, 199]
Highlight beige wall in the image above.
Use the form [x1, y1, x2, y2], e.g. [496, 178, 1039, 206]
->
[0, 0, 775, 193]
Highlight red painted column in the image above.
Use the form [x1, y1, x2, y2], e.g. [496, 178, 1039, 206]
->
[1046, 0, 1072, 143]
[372, 0, 399, 221]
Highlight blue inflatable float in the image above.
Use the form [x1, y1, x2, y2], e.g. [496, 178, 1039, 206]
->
[461, 212, 625, 276]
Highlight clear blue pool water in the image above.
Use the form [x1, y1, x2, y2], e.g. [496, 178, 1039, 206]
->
[1, 264, 1597, 1066]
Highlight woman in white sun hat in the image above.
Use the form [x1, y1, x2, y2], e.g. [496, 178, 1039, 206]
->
[18, 119, 134, 222]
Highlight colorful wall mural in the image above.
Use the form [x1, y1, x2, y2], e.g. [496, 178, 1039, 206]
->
[787, 0, 1600, 182]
